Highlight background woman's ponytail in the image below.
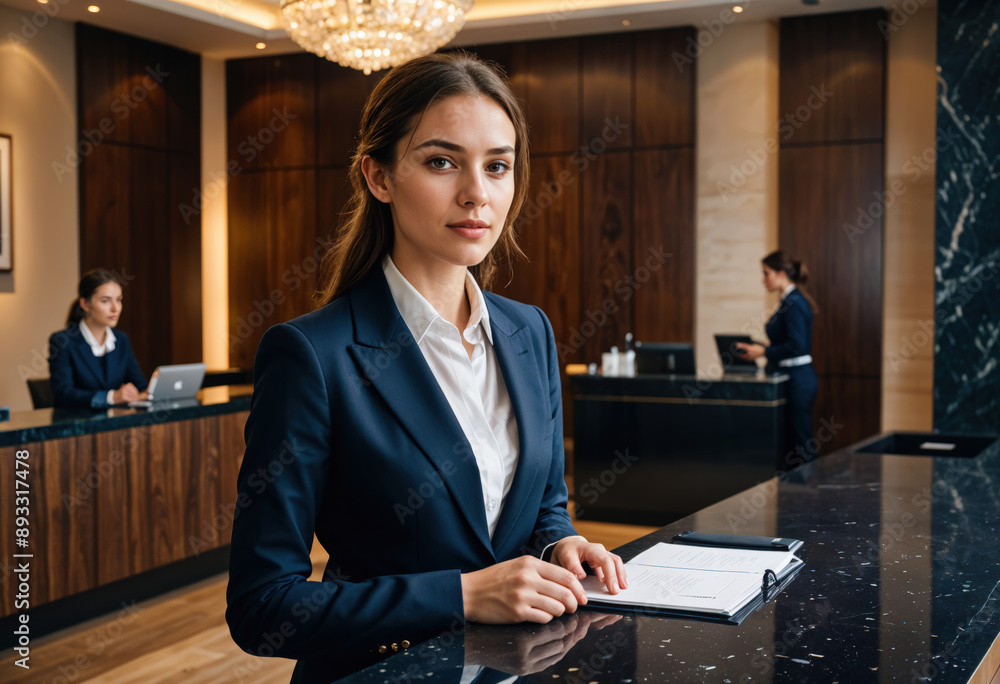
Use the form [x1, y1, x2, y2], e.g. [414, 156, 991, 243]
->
[793, 260, 809, 286]
[763, 251, 818, 312]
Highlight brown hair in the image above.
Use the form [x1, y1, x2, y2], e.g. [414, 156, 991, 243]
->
[314, 51, 529, 307]
[67, 268, 122, 325]
[762, 250, 818, 312]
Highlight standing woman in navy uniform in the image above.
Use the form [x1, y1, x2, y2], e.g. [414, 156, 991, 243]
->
[226, 52, 627, 682]
[48, 269, 149, 408]
[737, 251, 819, 464]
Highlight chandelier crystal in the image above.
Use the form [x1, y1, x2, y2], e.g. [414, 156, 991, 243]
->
[280, 0, 475, 74]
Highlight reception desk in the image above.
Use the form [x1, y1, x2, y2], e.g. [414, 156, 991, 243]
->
[0, 386, 250, 632]
[331, 434, 1000, 684]
[571, 372, 788, 525]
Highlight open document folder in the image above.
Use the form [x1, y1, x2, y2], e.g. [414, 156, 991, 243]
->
[581, 542, 804, 622]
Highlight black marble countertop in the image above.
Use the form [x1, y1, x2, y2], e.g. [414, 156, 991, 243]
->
[570, 372, 788, 402]
[334, 434, 1000, 683]
[0, 385, 253, 447]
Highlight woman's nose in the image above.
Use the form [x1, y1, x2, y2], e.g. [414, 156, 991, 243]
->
[458, 171, 488, 207]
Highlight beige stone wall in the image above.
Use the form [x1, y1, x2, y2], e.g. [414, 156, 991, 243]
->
[201, 57, 229, 371]
[695, 21, 780, 377]
[882, 5, 937, 431]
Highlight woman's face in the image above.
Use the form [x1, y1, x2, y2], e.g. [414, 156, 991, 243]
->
[369, 94, 517, 274]
[81, 282, 123, 328]
[761, 265, 787, 293]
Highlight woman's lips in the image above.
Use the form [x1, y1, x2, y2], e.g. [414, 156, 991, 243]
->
[447, 220, 489, 239]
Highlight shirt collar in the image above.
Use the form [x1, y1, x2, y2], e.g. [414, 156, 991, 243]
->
[382, 256, 493, 345]
[78, 320, 117, 356]
[780, 283, 797, 301]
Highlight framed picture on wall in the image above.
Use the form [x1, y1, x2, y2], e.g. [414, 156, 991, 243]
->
[0, 134, 11, 271]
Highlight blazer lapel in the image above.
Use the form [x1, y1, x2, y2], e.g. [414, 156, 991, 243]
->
[346, 269, 494, 557]
[72, 334, 107, 389]
[487, 301, 546, 558]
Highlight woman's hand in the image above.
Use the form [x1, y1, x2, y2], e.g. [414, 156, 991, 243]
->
[462, 556, 587, 624]
[549, 536, 628, 595]
[464, 612, 622, 674]
[735, 342, 766, 360]
[112, 383, 141, 404]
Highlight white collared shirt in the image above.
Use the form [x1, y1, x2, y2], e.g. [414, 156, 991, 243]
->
[780, 283, 797, 301]
[79, 320, 118, 404]
[382, 257, 519, 539]
[78, 320, 117, 357]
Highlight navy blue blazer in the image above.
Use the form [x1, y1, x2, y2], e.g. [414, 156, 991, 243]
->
[226, 267, 578, 682]
[764, 288, 813, 373]
[48, 326, 148, 408]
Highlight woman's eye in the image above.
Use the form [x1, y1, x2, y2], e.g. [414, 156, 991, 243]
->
[487, 161, 510, 174]
[429, 157, 454, 170]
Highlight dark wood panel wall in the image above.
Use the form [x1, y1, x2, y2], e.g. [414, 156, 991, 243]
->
[778, 10, 886, 454]
[76, 24, 202, 375]
[226, 29, 697, 382]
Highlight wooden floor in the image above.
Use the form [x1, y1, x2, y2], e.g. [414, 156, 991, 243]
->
[0, 501, 655, 684]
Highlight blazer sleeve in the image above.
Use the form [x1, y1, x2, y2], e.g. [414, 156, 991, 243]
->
[765, 298, 811, 363]
[226, 323, 463, 661]
[118, 335, 148, 391]
[48, 332, 101, 409]
[526, 307, 578, 555]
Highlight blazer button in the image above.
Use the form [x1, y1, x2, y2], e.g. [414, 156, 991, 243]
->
[378, 645, 388, 655]
[401, 640, 411, 649]
[391, 643, 399, 652]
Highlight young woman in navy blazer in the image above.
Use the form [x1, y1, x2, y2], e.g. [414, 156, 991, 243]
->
[737, 251, 819, 465]
[226, 53, 627, 682]
[48, 269, 148, 409]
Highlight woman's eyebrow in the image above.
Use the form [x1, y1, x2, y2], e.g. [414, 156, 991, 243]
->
[414, 139, 514, 156]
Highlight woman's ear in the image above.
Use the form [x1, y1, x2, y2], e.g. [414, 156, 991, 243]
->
[79, 296, 90, 313]
[361, 156, 392, 204]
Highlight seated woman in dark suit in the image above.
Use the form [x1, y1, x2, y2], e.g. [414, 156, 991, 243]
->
[737, 251, 819, 465]
[226, 52, 627, 683]
[48, 269, 148, 409]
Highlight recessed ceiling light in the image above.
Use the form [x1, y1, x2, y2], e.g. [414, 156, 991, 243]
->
[255, 42, 267, 49]
[87, 4, 100, 12]
[733, 5, 744, 13]
[621, 19, 631, 26]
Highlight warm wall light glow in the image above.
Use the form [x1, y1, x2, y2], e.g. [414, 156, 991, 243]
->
[37, 0, 50, 5]
[255, 42, 266, 49]
[733, 5, 744, 12]
[87, 4, 100, 11]
[621, 18, 631, 26]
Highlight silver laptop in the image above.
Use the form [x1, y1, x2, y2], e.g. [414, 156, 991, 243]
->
[128, 363, 207, 408]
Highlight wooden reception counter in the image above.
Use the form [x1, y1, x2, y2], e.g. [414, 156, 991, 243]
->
[0, 386, 250, 632]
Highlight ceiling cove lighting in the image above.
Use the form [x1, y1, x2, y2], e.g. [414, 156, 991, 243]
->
[279, 0, 474, 74]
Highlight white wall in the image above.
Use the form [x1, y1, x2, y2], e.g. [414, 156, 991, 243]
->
[0, 7, 78, 412]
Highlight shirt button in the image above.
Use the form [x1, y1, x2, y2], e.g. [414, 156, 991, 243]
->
[487, 499, 497, 512]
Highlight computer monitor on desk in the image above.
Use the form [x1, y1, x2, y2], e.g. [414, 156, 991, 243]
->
[635, 342, 695, 375]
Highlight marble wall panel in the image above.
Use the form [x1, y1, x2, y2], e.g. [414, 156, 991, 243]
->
[933, 0, 1000, 434]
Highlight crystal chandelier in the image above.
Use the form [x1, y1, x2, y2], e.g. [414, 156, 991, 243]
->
[280, 0, 475, 74]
